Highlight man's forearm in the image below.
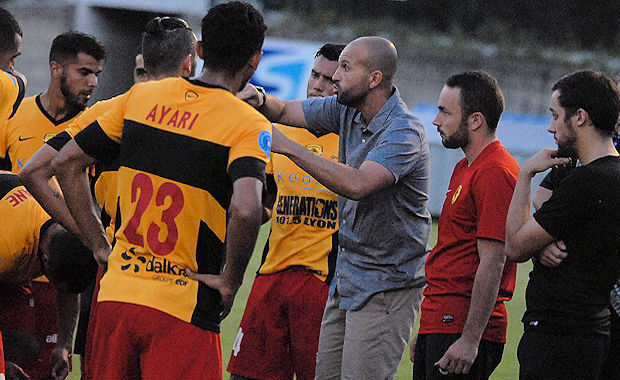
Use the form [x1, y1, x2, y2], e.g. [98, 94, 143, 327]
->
[460, 255, 505, 344]
[55, 290, 79, 349]
[54, 158, 108, 254]
[221, 201, 262, 291]
[19, 147, 82, 239]
[505, 171, 535, 261]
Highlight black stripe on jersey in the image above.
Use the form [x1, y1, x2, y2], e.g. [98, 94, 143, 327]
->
[229, 157, 266, 184]
[74, 122, 121, 164]
[257, 228, 273, 276]
[190, 220, 225, 333]
[111, 197, 121, 247]
[325, 232, 339, 285]
[8, 74, 25, 119]
[120, 121, 233, 209]
[46, 131, 72, 152]
[0, 172, 22, 199]
[0, 155, 11, 171]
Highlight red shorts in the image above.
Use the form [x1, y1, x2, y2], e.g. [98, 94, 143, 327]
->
[81, 267, 104, 380]
[227, 267, 329, 380]
[0, 330, 4, 376]
[89, 301, 222, 379]
[0, 281, 59, 380]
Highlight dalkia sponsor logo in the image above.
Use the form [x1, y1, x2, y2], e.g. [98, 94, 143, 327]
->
[120, 247, 189, 286]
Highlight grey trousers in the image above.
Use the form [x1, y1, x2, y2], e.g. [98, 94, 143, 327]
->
[315, 286, 424, 380]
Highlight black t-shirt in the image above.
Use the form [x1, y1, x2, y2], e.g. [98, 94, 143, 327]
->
[526, 155, 620, 335]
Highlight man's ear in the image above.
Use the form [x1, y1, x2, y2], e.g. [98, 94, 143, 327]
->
[572, 108, 590, 128]
[248, 50, 263, 71]
[196, 41, 204, 60]
[181, 54, 193, 76]
[368, 70, 383, 90]
[468, 112, 485, 132]
[50, 61, 63, 79]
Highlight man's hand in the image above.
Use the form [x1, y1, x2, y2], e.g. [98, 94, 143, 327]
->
[270, 126, 296, 155]
[522, 148, 571, 177]
[184, 269, 237, 321]
[50, 346, 70, 379]
[236, 83, 262, 107]
[536, 240, 568, 267]
[6, 361, 30, 380]
[434, 336, 478, 375]
[409, 334, 417, 363]
[93, 243, 112, 267]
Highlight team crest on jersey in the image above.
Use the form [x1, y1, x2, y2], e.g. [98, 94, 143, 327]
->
[43, 133, 57, 143]
[184, 90, 199, 102]
[258, 130, 272, 158]
[306, 144, 323, 156]
[451, 184, 462, 204]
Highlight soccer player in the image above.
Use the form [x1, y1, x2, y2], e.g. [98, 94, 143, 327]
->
[20, 16, 197, 378]
[0, 8, 26, 379]
[240, 36, 431, 380]
[0, 171, 96, 379]
[0, 31, 104, 380]
[52, 2, 270, 378]
[227, 43, 344, 380]
[505, 70, 620, 378]
[411, 71, 519, 379]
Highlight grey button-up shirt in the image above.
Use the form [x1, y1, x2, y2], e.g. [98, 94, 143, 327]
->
[302, 88, 431, 310]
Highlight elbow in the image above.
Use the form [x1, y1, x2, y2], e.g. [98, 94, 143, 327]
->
[504, 241, 530, 263]
[230, 200, 263, 224]
[345, 184, 371, 201]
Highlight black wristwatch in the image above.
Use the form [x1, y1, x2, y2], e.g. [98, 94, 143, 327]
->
[255, 86, 267, 108]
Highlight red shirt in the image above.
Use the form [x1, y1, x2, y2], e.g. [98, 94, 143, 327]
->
[419, 141, 519, 343]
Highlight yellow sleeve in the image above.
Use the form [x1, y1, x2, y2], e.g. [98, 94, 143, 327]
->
[228, 112, 272, 167]
[94, 87, 134, 143]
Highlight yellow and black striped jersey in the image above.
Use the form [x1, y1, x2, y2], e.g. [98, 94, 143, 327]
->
[0, 95, 80, 172]
[260, 125, 339, 283]
[0, 171, 50, 283]
[74, 77, 272, 332]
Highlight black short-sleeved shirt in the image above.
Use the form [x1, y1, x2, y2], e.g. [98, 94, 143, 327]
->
[527, 155, 620, 335]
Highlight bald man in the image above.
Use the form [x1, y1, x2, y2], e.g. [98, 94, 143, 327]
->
[239, 36, 431, 379]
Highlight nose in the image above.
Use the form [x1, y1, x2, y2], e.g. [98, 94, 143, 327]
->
[432, 112, 441, 127]
[332, 68, 342, 83]
[87, 74, 98, 89]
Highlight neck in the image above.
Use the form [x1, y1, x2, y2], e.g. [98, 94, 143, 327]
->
[462, 133, 498, 166]
[39, 85, 74, 120]
[195, 68, 238, 93]
[576, 130, 619, 165]
[358, 87, 392, 125]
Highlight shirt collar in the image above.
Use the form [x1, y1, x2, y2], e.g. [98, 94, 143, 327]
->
[353, 87, 400, 134]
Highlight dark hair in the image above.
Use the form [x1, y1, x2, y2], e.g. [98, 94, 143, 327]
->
[141, 16, 196, 77]
[0, 7, 22, 53]
[446, 71, 504, 131]
[47, 229, 97, 294]
[315, 44, 345, 62]
[552, 70, 620, 135]
[201, 1, 267, 75]
[49, 31, 106, 65]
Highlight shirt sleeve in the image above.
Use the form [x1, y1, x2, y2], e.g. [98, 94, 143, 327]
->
[301, 96, 342, 136]
[227, 111, 272, 184]
[472, 166, 517, 242]
[539, 165, 573, 191]
[0, 71, 24, 122]
[364, 119, 425, 181]
[534, 168, 592, 240]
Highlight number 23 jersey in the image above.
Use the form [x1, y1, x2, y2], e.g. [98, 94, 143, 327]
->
[74, 77, 272, 332]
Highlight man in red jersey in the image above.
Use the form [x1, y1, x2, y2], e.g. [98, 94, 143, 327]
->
[412, 71, 519, 379]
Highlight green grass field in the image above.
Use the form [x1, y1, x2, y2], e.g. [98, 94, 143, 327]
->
[68, 220, 531, 379]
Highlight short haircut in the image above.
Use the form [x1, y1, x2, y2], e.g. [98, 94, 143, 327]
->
[0, 7, 22, 53]
[446, 71, 504, 131]
[552, 70, 620, 135]
[141, 16, 196, 78]
[49, 31, 106, 65]
[315, 44, 345, 62]
[201, 1, 267, 76]
[47, 229, 98, 294]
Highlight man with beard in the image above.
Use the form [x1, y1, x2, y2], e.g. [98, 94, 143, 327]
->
[240, 36, 431, 379]
[227, 43, 344, 380]
[505, 70, 620, 379]
[20, 17, 197, 378]
[52, 2, 270, 378]
[0, 31, 104, 380]
[410, 71, 519, 379]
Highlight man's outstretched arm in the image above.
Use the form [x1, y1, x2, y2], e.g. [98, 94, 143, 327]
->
[271, 127, 394, 200]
